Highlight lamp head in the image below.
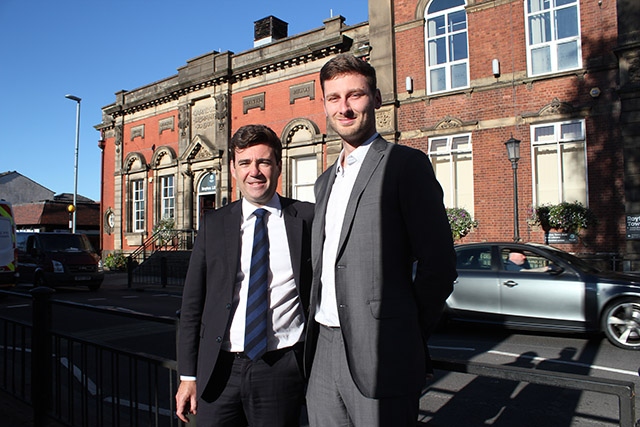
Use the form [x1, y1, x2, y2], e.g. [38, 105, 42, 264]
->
[65, 94, 81, 102]
[504, 136, 521, 163]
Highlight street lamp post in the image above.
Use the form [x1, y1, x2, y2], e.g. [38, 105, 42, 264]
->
[505, 135, 521, 242]
[65, 94, 81, 234]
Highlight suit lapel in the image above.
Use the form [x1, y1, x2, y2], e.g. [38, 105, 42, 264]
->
[337, 137, 388, 252]
[223, 202, 242, 282]
[281, 196, 303, 290]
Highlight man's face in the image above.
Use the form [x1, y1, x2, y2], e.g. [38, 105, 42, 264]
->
[230, 143, 281, 206]
[512, 252, 527, 265]
[322, 72, 382, 148]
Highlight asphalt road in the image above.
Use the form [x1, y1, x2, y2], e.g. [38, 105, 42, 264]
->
[2, 273, 639, 426]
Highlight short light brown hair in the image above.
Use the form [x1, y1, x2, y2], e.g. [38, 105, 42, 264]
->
[320, 53, 377, 94]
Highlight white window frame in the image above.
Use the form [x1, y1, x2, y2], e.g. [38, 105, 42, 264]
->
[427, 133, 474, 214]
[424, 0, 470, 95]
[530, 119, 588, 206]
[525, 0, 582, 77]
[291, 156, 316, 203]
[132, 179, 145, 232]
[160, 175, 175, 220]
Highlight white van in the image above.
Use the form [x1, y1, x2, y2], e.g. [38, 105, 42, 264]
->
[0, 200, 18, 288]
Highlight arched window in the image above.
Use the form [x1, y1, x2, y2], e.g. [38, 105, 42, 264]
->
[425, 0, 469, 94]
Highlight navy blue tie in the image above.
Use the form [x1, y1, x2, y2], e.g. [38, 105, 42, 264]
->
[244, 208, 269, 360]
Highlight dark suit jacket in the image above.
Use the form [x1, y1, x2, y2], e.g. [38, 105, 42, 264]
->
[304, 137, 457, 399]
[178, 195, 314, 397]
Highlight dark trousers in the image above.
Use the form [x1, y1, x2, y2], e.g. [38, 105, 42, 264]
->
[197, 344, 305, 427]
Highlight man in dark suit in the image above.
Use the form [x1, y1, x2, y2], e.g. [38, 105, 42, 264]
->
[304, 54, 457, 426]
[176, 124, 314, 426]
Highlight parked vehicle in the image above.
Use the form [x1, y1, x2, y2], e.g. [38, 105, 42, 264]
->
[0, 200, 18, 289]
[447, 242, 640, 350]
[16, 232, 104, 291]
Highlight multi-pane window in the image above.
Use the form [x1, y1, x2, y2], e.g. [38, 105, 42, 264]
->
[428, 134, 474, 214]
[526, 0, 582, 76]
[160, 175, 175, 219]
[291, 156, 316, 203]
[132, 179, 145, 232]
[425, 0, 469, 94]
[531, 120, 587, 206]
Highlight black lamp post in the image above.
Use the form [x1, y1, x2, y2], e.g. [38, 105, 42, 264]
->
[65, 94, 81, 234]
[505, 135, 521, 242]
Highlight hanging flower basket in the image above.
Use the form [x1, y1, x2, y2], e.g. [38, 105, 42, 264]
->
[446, 207, 478, 241]
[529, 202, 597, 234]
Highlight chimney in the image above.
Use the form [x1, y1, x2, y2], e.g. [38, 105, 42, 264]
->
[254, 16, 288, 48]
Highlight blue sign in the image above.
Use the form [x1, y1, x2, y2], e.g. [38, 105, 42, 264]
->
[198, 172, 216, 193]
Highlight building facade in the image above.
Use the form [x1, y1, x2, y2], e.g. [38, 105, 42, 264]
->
[96, 0, 640, 269]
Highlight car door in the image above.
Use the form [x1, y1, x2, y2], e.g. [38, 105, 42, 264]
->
[497, 245, 586, 323]
[448, 245, 501, 317]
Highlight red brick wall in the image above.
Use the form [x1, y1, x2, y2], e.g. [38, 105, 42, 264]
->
[394, 0, 623, 254]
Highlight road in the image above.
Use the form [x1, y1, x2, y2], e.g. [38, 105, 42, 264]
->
[2, 279, 638, 426]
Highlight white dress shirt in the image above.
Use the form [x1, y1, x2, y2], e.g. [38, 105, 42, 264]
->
[224, 194, 305, 352]
[314, 134, 377, 327]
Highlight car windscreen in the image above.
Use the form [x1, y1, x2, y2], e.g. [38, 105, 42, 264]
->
[39, 234, 94, 253]
[544, 247, 601, 273]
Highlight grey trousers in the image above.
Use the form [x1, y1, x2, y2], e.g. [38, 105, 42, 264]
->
[306, 325, 419, 427]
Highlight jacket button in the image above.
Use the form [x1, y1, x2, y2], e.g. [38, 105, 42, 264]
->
[226, 303, 231, 309]
[216, 336, 222, 343]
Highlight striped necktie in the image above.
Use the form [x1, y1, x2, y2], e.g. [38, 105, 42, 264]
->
[244, 208, 269, 360]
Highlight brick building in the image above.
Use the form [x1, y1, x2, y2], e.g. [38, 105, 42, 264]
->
[96, 1, 640, 269]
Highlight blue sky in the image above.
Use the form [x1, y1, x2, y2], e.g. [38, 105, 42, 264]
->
[0, 0, 368, 202]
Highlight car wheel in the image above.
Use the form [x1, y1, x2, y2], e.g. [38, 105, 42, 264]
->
[601, 297, 640, 350]
[88, 282, 101, 291]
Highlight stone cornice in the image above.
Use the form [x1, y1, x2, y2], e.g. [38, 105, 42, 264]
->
[101, 33, 354, 122]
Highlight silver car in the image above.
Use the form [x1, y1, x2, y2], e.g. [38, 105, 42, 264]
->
[446, 242, 640, 350]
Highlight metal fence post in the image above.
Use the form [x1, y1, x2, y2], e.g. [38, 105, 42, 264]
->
[128, 256, 134, 288]
[30, 286, 54, 427]
[161, 256, 167, 288]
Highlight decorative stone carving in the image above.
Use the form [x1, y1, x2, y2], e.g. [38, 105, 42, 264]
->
[539, 98, 574, 116]
[178, 104, 190, 138]
[435, 116, 463, 129]
[215, 94, 228, 132]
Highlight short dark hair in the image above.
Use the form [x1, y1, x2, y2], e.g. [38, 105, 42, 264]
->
[320, 53, 377, 94]
[229, 124, 282, 163]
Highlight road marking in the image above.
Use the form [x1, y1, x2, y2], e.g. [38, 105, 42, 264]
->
[6, 304, 30, 308]
[431, 345, 639, 378]
[487, 350, 639, 377]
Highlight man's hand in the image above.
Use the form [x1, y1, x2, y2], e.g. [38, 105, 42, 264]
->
[175, 380, 197, 423]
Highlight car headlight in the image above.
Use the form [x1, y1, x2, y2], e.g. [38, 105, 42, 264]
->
[52, 260, 64, 273]
[97, 259, 104, 273]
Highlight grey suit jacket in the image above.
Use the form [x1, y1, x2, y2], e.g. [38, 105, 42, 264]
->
[305, 136, 457, 399]
[178, 195, 314, 398]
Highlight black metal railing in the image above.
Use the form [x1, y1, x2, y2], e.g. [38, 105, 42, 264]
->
[127, 229, 196, 289]
[0, 288, 184, 427]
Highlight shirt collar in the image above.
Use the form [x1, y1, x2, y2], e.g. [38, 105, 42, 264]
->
[242, 193, 282, 221]
[336, 133, 378, 176]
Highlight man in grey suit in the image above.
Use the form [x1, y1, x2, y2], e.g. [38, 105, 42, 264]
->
[304, 54, 457, 426]
[176, 124, 313, 426]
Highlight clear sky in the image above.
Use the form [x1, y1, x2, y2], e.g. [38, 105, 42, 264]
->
[0, 0, 368, 202]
